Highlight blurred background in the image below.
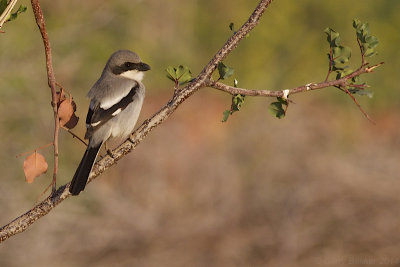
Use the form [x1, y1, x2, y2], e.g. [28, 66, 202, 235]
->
[0, 0, 399, 266]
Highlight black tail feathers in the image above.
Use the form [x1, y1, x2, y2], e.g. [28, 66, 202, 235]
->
[69, 143, 102, 195]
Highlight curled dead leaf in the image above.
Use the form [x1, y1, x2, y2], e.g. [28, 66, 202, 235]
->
[58, 99, 74, 127]
[58, 93, 79, 129]
[58, 99, 74, 126]
[23, 151, 48, 183]
[64, 112, 79, 129]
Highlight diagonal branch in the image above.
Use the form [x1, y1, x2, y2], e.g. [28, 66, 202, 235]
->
[0, 0, 275, 243]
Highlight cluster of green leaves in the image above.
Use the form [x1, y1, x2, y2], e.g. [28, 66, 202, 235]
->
[268, 97, 288, 119]
[325, 19, 378, 97]
[166, 65, 192, 87]
[353, 19, 379, 58]
[0, 1, 26, 23]
[222, 94, 245, 122]
[324, 27, 352, 72]
[217, 61, 242, 122]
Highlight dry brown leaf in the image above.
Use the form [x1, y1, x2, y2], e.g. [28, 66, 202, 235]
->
[23, 151, 48, 183]
[58, 93, 79, 129]
[64, 112, 79, 129]
[58, 99, 74, 126]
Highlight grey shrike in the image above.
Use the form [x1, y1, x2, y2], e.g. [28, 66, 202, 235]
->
[69, 50, 150, 195]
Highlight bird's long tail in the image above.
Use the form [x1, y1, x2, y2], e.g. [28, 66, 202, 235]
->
[69, 142, 102, 195]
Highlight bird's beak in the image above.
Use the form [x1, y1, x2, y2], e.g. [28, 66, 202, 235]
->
[138, 62, 151, 71]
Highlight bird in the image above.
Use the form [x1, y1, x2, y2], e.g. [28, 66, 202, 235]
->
[69, 50, 150, 195]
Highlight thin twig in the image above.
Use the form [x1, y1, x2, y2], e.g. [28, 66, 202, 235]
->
[342, 85, 375, 124]
[15, 142, 53, 158]
[61, 126, 88, 146]
[357, 37, 366, 65]
[31, 0, 60, 193]
[35, 182, 53, 204]
[324, 32, 334, 82]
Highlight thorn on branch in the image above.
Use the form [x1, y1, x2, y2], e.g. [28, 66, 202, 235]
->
[366, 62, 384, 73]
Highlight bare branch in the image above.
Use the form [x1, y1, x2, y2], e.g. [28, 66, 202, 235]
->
[208, 62, 384, 98]
[31, 0, 60, 192]
[61, 126, 88, 147]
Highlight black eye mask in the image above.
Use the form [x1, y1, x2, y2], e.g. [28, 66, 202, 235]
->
[111, 62, 151, 75]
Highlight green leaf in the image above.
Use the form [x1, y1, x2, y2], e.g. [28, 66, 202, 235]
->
[332, 46, 352, 65]
[366, 35, 379, 48]
[222, 110, 230, 122]
[232, 94, 245, 112]
[335, 68, 353, 80]
[364, 48, 377, 57]
[324, 27, 341, 47]
[0, 0, 7, 14]
[269, 97, 288, 119]
[339, 46, 351, 63]
[7, 5, 27, 22]
[166, 65, 193, 85]
[166, 66, 177, 81]
[217, 62, 234, 80]
[179, 71, 192, 85]
[175, 65, 192, 85]
[221, 94, 245, 122]
[352, 18, 361, 29]
[334, 35, 341, 46]
[332, 46, 342, 58]
[175, 65, 186, 78]
[269, 102, 286, 119]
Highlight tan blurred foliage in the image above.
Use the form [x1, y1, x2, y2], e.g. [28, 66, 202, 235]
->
[0, 0, 399, 266]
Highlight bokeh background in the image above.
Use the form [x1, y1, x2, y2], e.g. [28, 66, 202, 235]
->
[0, 0, 399, 266]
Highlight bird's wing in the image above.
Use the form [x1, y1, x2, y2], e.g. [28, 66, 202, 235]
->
[85, 83, 139, 139]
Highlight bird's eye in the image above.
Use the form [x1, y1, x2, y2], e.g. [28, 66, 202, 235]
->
[125, 62, 132, 68]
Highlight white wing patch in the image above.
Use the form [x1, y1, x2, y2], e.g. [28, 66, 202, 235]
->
[112, 108, 122, 116]
[91, 121, 101, 127]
